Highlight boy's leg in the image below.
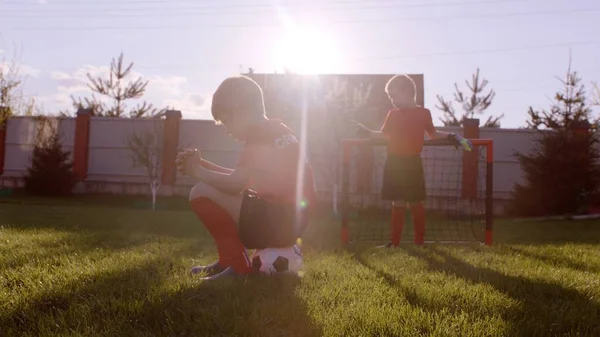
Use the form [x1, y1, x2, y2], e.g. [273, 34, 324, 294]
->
[408, 201, 426, 246]
[405, 156, 427, 246]
[188, 182, 253, 275]
[390, 200, 406, 247]
[381, 155, 405, 247]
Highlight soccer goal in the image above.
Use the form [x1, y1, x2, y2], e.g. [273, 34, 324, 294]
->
[340, 137, 494, 246]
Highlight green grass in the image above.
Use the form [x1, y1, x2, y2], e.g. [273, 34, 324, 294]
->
[1, 195, 600, 336]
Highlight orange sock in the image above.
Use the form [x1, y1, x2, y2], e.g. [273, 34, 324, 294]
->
[409, 203, 426, 246]
[390, 205, 405, 246]
[190, 197, 253, 274]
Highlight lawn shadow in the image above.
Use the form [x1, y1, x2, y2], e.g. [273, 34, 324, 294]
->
[402, 245, 600, 336]
[110, 274, 324, 337]
[2, 248, 322, 336]
[506, 246, 600, 274]
[0, 201, 215, 263]
[349, 249, 510, 322]
[0, 202, 204, 240]
[0, 255, 174, 336]
[0, 230, 209, 273]
[495, 220, 600, 245]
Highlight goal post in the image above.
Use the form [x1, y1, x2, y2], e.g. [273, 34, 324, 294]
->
[340, 137, 494, 246]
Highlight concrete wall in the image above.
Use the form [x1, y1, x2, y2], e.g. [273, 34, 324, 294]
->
[0, 115, 592, 214]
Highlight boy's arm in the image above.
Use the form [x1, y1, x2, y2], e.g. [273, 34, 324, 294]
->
[200, 158, 234, 174]
[424, 110, 450, 139]
[427, 128, 451, 140]
[362, 127, 388, 140]
[424, 111, 473, 151]
[192, 142, 264, 194]
[353, 117, 389, 140]
[193, 165, 249, 195]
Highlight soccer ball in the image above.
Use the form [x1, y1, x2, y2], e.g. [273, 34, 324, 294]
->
[250, 245, 304, 275]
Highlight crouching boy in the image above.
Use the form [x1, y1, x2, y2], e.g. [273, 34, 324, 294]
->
[177, 75, 317, 280]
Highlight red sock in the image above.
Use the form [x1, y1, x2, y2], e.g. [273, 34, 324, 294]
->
[390, 206, 405, 246]
[190, 197, 253, 274]
[409, 203, 426, 246]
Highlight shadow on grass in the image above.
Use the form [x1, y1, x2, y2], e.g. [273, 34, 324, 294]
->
[494, 220, 600, 245]
[0, 201, 205, 240]
[398, 245, 600, 336]
[1, 258, 321, 336]
[0, 256, 173, 336]
[0, 229, 210, 273]
[112, 274, 323, 337]
[350, 249, 511, 324]
[506, 246, 600, 274]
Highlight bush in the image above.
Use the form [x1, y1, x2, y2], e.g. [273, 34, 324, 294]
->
[23, 118, 78, 197]
[509, 128, 600, 216]
[508, 67, 600, 217]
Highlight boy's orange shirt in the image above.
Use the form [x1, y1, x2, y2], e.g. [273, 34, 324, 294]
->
[237, 119, 317, 207]
[381, 107, 436, 156]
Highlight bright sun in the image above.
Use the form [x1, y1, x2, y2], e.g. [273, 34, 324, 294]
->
[274, 25, 339, 74]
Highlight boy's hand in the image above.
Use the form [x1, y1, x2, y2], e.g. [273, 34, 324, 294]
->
[447, 133, 473, 151]
[176, 149, 202, 176]
[175, 149, 195, 168]
[351, 120, 371, 137]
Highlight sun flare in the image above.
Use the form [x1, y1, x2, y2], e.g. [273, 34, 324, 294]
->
[274, 25, 340, 74]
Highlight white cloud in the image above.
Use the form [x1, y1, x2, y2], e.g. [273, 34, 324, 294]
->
[164, 93, 210, 117]
[46, 65, 211, 118]
[148, 75, 188, 97]
[19, 64, 42, 78]
[1, 61, 42, 79]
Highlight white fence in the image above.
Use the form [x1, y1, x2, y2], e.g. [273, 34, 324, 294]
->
[1, 116, 587, 214]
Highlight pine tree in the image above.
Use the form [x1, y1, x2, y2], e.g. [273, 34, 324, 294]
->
[68, 52, 162, 118]
[24, 117, 77, 196]
[436, 68, 504, 127]
[509, 62, 600, 217]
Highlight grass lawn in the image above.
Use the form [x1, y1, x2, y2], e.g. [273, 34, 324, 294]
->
[1, 195, 600, 336]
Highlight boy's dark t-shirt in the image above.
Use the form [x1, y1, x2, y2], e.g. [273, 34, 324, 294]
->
[237, 119, 317, 207]
[381, 107, 436, 156]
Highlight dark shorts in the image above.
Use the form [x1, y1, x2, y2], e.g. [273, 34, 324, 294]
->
[381, 155, 426, 202]
[238, 189, 308, 250]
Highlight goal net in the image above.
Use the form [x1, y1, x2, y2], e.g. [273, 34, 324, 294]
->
[340, 138, 493, 246]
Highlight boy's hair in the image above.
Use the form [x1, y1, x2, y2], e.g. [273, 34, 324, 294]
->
[211, 75, 266, 124]
[385, 74, 417, 102]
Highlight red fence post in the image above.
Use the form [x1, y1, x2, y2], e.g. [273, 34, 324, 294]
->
[73, 108, 93, 182]
[160, 110, 182, 193]
[461, 118, 480, 199]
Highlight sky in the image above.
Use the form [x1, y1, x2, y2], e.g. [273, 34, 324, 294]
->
[0, 0, 599, 128]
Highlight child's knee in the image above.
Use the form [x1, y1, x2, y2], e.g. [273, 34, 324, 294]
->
[393, 200, 406, 207]
[189, 182, 219, 202]
[189, 182, 243, 222]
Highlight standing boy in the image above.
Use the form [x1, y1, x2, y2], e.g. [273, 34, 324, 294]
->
[354, 74, 471, 246]
[177, 75, 316, 280]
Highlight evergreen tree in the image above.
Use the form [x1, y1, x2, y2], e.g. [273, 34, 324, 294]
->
[24, 117, 77, 196]
[436, 68, 504, 127]
[68, 52, 162, 118]
[509, 62, 600, 216]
